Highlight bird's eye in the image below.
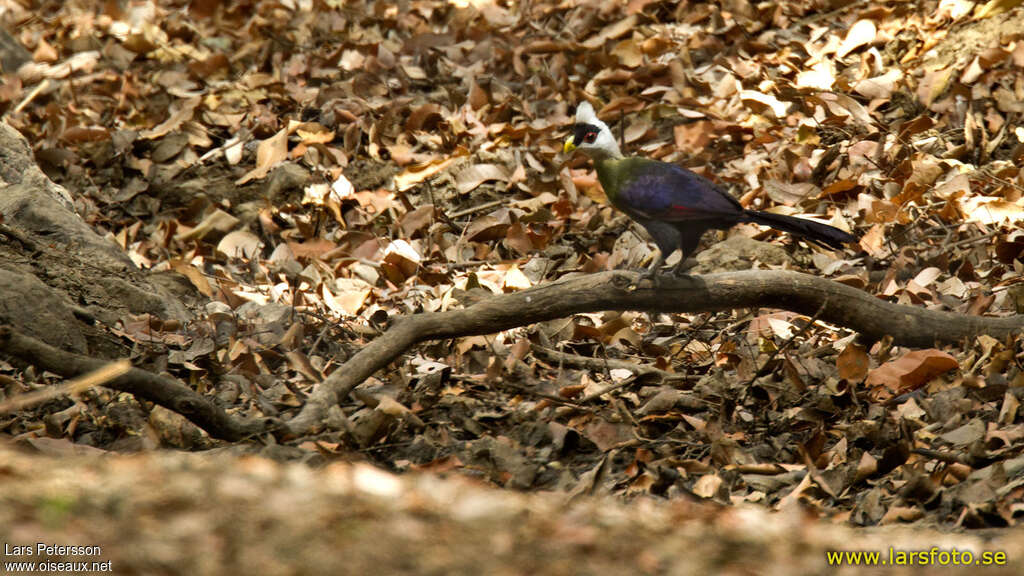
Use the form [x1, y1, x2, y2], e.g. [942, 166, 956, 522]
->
[583, 131, 597, 143]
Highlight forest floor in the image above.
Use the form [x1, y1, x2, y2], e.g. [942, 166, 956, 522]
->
[1, 0, 1023, 574]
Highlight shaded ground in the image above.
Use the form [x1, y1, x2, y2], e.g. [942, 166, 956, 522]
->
[1, 444, 1021, 575]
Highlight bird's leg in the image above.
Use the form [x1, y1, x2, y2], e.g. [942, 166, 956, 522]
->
[637, 220, 678, 285]
[671, 253, 691, 276]
[672, 232, 703, 277]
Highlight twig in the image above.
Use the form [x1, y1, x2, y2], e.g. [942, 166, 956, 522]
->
[12, 78, 50, 115]
[532, 345, 696, 385]
[448, 199, 505, 219]
[942, 229, 1002, 251]
[0, 359, 131, 414]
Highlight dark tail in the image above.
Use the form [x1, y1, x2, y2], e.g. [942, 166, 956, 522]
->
[743, 210, 856, 250]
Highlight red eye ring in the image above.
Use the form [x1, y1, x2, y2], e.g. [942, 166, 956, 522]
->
[583, 131, 597, 143]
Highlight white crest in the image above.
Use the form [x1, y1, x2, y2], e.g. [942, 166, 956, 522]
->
[575, 101, 598, 124]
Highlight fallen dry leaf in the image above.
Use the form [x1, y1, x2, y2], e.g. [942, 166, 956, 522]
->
[865, 349, 959, 402]
[236, 127, 288, 184]
[836, 20, 877, 59]
[455, 163, 509, 195]
[837, 343, 869, 381]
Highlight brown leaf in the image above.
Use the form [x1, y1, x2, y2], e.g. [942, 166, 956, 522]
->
[323, 278, 372, 316]
[465, 209, 511, 242]
[405, 103, 443, 132]
[285, 350, 325, 382]
[611, 37, 643, 68]
[763, 181, 820, 206]
[896, 156, 944, 203]
[236, 127, 288, 184]
[673, 121, 713, 153]
[468, 78, 490, 110]
[383, 239, 422, 279]
[188, 53, 229, 78]
[455, 163, 509, 194]
[837, 343, 869, 381]
[974, 0, 1024, 20]
[581, 15, 638, 50]
[880, 506, 924, 525]
[502, 265, 531, 291]
[504, 222, 534, 255]
[852, 69, 903, 99]
[287, 238, 338, 260]
[32, 37, 58, 63]
[854, 451, 878, 483]
[175, 208, 239, 242]
[961, 198, 1024, 224]
[858, 224, 885, 256]
[917, 67, 955, 108]
[835, 20, 876, 58]
[61, 126, 110, 143]
[740, 90, 789, 118]
[394, 154, 463, 191]
[940, 418, 985, 446]
[140, 97, 201, 140]
[795, 61, 835, 90]
[217, 230, 262, 259]
[399, 205, 434, 237]
[810, 92, 874, 127]
[294, 123, 335, 145]
[865, 349, 959, 402]
[692, 474, 723, 499]
[169, 260, 213, 297]
[600, 96, 645, 116]
[582, 418, 634, 451]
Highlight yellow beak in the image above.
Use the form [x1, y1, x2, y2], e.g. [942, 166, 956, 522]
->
[563, 136, 577, 154]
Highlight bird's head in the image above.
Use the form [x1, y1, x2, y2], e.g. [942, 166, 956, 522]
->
[563, 101, 622, 160]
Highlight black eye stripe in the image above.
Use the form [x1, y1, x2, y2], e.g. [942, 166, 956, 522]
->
[572, 123, 602, 145]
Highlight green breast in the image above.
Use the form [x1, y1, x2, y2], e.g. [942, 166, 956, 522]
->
[595, 157, 647, 211]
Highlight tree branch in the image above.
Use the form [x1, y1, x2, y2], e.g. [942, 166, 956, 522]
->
[0, 326, 276, 441]
[283, 270, 1024, 437]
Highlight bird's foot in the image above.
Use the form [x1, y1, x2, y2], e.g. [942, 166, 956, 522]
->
[633, 267, 661, 289]
[671, 255, 696, 277]
[630, 254, 666, 290]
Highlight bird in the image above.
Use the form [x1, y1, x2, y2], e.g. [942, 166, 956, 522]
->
[563, 101, 857, 280]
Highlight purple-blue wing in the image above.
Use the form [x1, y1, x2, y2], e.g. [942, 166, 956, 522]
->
[616, 159, 743, 222]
